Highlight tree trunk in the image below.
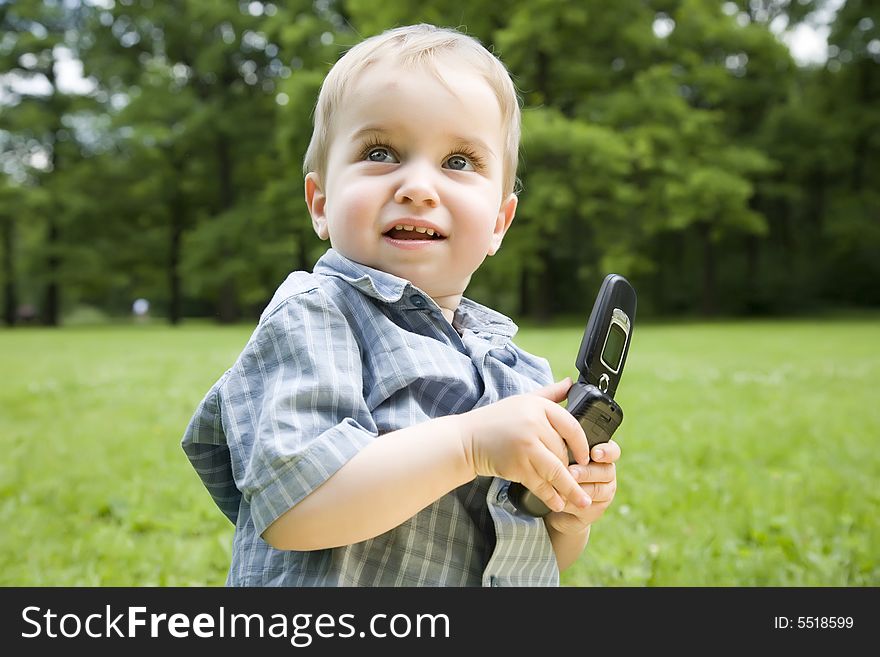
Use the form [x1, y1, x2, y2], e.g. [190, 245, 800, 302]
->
[652, 233, 669, 314]
[215, 132, 239, 323]
[42, 217, 60, 326]
[530, 252, 554, 323]
[168, 177, 184, 325]
[698, 222, 716, 317]
[529, 50, 555, 322]
[2, 217, 15, 326]
[518, 266, 530, 318]
[850, 60, 870, 194]
[745, 233, 759, 311]
[297, 226, 310, 272]
[807, 170, 825, 235]
[42, 60, 61, 327]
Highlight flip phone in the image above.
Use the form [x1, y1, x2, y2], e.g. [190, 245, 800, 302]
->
[507, 274, 637, 518]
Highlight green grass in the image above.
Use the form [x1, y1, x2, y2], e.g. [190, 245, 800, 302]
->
[1, 318, 878, 586]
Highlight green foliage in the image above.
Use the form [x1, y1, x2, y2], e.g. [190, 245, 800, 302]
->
[1, 320, 877, 586]
[1, 0, 878, 324]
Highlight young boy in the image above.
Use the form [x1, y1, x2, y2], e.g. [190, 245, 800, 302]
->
[182, 24, 620, 586]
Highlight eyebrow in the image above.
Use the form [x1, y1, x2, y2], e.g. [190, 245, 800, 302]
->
[350, 125, 496, 157]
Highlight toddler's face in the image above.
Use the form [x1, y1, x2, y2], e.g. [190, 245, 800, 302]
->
[305, 59, 516, 302]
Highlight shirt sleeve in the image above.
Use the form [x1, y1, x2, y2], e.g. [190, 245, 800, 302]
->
[181, 371, 241, 524]
[507, 343, 555, 389]
[221, 287, 377, 536]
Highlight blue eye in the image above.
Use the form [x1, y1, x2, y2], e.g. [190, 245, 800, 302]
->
[366, 146, 398, 163]
[444, 154, 474, 171]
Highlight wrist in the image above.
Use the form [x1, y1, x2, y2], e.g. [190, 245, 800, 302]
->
[545, 520, 591, 571]
[450, 411, 476, 477]
[544, 513, 591, 538]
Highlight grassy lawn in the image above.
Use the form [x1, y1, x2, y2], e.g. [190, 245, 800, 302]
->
[1, 318, 878, 586]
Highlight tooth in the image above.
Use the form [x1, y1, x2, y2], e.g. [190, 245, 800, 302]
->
[426, 229, 435, 236]
[395, 225, 404, 231]
[403, 225, 415, 231]
[414, 226, 427, 233]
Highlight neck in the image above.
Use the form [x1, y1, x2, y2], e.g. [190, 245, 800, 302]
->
[431, 293, 462, 324]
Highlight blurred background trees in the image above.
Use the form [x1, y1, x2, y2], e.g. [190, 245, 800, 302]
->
[1, 0, 877, 325]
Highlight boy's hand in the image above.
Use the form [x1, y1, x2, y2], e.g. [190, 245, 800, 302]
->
[544, 440, 620, 535]
[458, 378, 592, 513]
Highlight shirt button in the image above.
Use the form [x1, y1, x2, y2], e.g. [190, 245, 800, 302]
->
[496, 486, 508, 503]
[409, 295, 426, 308]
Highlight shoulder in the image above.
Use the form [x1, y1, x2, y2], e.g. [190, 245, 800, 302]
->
[219, 272, 367, 400]
[257, 270, 361, 328]
[259, 271, 325, 321]
[232, 271, 369, 377]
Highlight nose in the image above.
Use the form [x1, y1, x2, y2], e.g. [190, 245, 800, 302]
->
[393, 160, 439, 208]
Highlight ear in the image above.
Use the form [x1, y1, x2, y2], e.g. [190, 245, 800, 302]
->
[487, 193, 518, 256]
[305, 172, 329, 240]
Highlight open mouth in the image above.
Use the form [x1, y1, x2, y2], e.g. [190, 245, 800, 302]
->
[383, 224, 445, 241]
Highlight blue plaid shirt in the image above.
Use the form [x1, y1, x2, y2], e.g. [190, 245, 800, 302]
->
[182, 249, 559, 586]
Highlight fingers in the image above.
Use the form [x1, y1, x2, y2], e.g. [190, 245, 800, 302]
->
[577, 480, 617, 503]
[528, 381, 592, 465]
[555, 478, 616, 517]
[568, 461, 616, 484]
[530, 377, 572, 404]
[520, 475, 566, 513]
[544, 401, 591, 465]
[553, 493, 612, 527]
[504, 384, 604, 512]
[530, 453, 591, 511]
[567, 460, 617, 504]
[590, 439, 620, 463]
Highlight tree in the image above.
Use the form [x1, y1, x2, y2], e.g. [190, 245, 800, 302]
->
[0, 0, 98, 325]
[80, 0, 302, 322]
[820, 0, 880, 304]
[2, 0, 875, 323]
[0, 178, 24, 325]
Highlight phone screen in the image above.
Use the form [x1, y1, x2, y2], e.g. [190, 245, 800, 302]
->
[601, 322, 626, 372]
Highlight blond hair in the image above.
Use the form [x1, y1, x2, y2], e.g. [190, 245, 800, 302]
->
[303, 24, 521, 198]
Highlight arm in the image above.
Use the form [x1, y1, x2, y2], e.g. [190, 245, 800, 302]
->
[248, 289, 486, 550]
[543, 441, 621, 571]
[546, 524, 591, 572]
[263, 379, 593, 551]
[263, 414, 472, 550]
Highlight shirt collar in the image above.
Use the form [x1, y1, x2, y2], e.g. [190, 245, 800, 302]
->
[312, 248, 519, 339]
[313, 248, 410, 303]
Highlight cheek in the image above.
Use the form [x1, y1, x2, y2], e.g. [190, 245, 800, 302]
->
[450, 188, 502, 237]
[329, 178, 384, 221]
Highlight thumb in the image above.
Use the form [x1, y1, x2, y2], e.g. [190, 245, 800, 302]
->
[531, 377, 572, 404]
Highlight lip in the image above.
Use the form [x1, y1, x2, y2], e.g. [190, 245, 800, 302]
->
[382, 234, 445, 250]
[381, 217, 448, 239]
